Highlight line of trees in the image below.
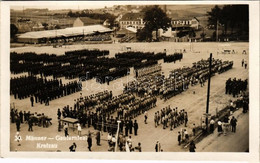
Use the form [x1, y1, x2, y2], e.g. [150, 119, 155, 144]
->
[207, 5, 249, 40]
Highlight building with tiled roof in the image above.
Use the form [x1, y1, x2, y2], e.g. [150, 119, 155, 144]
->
[119, 13, 145, 30]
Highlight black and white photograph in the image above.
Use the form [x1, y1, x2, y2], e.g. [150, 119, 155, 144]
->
[0, 1, 259, 162]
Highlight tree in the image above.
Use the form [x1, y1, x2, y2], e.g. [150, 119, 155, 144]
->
[136, 27, 152, 42]
[207, 5, 222, 30]
[10, 24, 18, 41]
[68, 10, 74, 17]
[207, 5, 249, 40]
[106, 15, 116, 29]
[200, 32, 206, 41]
[143, 5, 171, 41]
[188, 28, 196, 38]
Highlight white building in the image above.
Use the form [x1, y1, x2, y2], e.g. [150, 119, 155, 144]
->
[171, 17, 200, 30]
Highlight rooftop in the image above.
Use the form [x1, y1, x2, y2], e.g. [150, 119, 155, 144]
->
[17, 24, 112, 39]
[120, 12, 144, 21]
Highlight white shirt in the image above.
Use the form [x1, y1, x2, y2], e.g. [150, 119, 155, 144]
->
[77, 125, 82, 131]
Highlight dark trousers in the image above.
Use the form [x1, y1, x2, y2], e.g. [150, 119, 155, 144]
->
[88, 144, 92, 151]
[28, 125, 33, 131]
[134, 129, 137, 135]
[129, 128, 132, 134]
[231, 125, 236, 132]
[96, 138, 100, 145]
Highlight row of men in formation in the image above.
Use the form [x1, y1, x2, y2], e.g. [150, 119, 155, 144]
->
[57, 93, 156, 135]
[115, 51, 166, 60]
[163, 53, 183, 63]
[225, 78, 248, 97]
[11, 50, 109, 64]
[73, 91, 113, 110]
[11, 76, 63, 100]
[11, 75, 81, 105]
[124, 58, 233, 100]
[96, 67, 130, 84]
[11, 50, 166, 84]
[10, 49, 109, 76]
[62, 93, 135, 119]
[135, 64, 162, 78]
[154, 106, 188, 130]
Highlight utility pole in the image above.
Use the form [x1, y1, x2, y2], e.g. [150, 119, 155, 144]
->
[114, 120, 121, 152]
[205, 53, 212, 131]
[216, 19, 219, 42]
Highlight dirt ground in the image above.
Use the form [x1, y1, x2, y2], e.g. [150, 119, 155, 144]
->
[10, 42, 249, 152]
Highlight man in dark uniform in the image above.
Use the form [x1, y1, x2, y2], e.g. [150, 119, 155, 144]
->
[96, 131, 101, 146]
[125, 121, 129, 136]
[129, 119, 133, 134]
[87, 133, 92, 151]
[28, 118, 33, 131]
[30, 96, 34, 107]
[10, 109, 15, 123]
[16, 117, 21, 131]
[230, 116, 237, 132]
[133, 120, 139, 136]
[57, 109, 61, 120]
[19, 111, 24, 123]
[178, 131, 181, 145]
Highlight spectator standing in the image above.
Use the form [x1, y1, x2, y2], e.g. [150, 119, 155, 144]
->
[96, 130, 101, 146]
[178, 131, 181, 145]
[87, 133, 92, 151]
[30, 96, 34, 107]
[217, 121, 223, 135]
[64, 123, 69, 137]
[133, 120, 139, 136]
[209, 119, 215, 133]
[57, 109, 61, 119]
[77, 123, 82, 136]
[192, 124, 196, 136]
[28, 118, 33, 132]
[155, 141, 161, 152]
[144, 111, 148, 124]
[230, 116, 237, 133]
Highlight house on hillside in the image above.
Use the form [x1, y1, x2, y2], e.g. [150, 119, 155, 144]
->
[171, 17, 200, 30]
[32, 23, 44, 31]
[119, 13, 145, 30]
[103, 19, 110, 27]
[73, 17, 101, 27]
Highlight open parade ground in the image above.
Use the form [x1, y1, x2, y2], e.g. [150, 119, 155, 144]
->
[9, 42, 249, 152]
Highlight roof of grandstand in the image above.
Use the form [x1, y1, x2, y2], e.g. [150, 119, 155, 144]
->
[17, 25, 113, 39]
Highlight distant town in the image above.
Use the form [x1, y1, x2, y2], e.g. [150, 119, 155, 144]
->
[10, 5, 249, 46]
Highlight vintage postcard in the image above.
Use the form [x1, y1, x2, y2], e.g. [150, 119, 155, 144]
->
[0, 1, 259, 162]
